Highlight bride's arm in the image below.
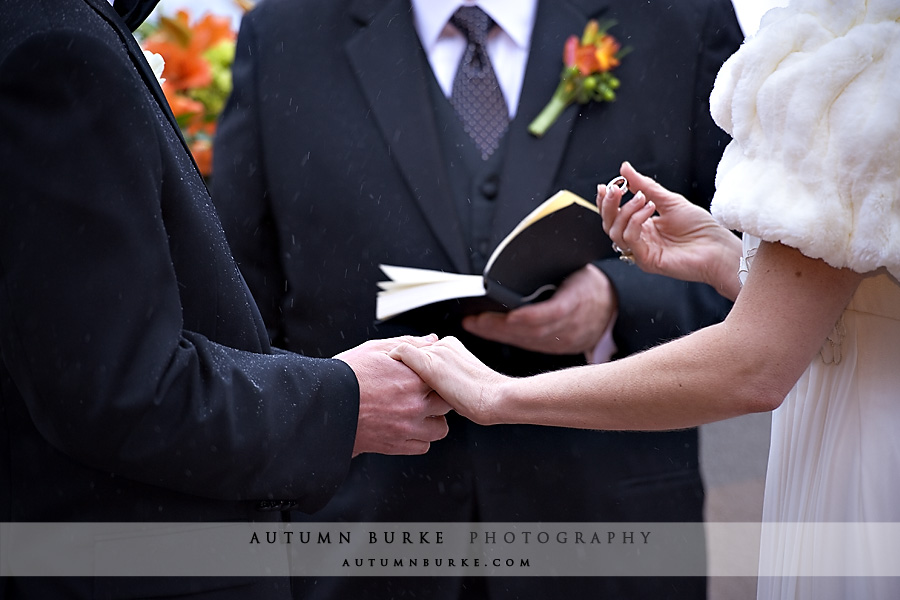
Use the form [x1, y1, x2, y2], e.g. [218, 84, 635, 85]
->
[393, 241, 862, 430]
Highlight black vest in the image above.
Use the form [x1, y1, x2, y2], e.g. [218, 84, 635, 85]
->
[427, 72, 509, 274]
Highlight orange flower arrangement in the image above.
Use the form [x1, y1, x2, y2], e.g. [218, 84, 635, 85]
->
[141, 11, 238, 177]
[528, 20, 628, 138]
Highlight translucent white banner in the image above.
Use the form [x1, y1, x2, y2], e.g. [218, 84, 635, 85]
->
[1, 522, 898, 577]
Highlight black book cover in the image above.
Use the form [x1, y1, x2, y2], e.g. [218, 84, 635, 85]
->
[376, 190, 606, 321]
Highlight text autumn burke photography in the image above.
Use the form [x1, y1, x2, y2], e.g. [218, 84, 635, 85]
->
[248, 528, 652, 546]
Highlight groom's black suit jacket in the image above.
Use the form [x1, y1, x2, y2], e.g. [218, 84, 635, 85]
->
[213, 0, 742, 597]
[0, 0, 361, 598]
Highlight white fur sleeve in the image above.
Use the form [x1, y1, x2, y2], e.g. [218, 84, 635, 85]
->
[708, 0, 900, 279]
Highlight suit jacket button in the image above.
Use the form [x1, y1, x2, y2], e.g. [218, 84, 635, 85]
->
[479, 176, 499, 200]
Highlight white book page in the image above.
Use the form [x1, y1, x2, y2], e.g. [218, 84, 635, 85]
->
[376, 265, 485, 321]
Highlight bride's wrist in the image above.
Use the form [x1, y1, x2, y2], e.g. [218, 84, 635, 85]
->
[704, 231, 743, 300]
[481, 376, 518, 426]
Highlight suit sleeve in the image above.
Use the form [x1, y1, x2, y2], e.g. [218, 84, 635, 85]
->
[689, 0, 745, 206]
[212, 16, 287, 347]
[0, 31, 357, 512]
[597, 0, 743, 356]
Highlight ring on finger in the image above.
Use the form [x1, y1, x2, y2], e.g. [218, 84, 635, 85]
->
[612, 242, 635, 264]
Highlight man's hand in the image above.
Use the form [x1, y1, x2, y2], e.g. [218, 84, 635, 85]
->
[461, 263, 616, 355]
[335, 335, 451, 456]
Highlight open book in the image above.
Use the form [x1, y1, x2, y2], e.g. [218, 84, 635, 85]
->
[376, 189, 607, 321]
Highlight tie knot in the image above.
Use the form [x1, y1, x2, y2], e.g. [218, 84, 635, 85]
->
[451, 6, 493, 46]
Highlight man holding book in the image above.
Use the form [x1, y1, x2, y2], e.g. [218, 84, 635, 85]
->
[212, 0, 741, 597]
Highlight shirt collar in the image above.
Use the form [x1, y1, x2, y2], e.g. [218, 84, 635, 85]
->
[411, 0, 537, 53]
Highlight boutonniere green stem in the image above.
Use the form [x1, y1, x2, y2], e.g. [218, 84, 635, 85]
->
[528, 20, 628, 138]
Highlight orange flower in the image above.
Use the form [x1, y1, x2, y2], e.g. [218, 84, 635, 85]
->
[140, 10, 238, 177]
[594, 35, 621, 72]
[189, 13, 235, 55]
[574, 44, 600, 75]
[143, 12, 234, 94]
[146, 38, 212, 92]
[563, 24, 621, 75]
[162, 85, 204, 119]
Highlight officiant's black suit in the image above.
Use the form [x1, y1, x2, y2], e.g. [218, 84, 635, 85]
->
[0, 1, 363, 598]
[213, 0, 742, 597]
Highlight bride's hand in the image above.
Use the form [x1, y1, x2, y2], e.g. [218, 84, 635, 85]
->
[390, 336, 510, 426]
[599, 161, 742, 300]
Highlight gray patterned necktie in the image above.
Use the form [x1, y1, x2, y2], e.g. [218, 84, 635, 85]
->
[449, 6, 509, 160]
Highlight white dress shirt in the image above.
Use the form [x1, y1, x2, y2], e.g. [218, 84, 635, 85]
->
[410, 0, 537, 118]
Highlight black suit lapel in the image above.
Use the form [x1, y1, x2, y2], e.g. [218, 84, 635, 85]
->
[345, 0, 470, 273]
[82, 0, 203, 177]
[490, 0, 610, 249]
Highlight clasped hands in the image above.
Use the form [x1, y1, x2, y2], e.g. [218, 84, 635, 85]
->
[346, 162, 740, 445]
[335, 334, 452, 457]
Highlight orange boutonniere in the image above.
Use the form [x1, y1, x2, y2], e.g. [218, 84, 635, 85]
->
[528, 20, 628, 138]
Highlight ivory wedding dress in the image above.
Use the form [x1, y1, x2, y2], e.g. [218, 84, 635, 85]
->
[704, 1, 900, 596]
[741, 236, 900, 600]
